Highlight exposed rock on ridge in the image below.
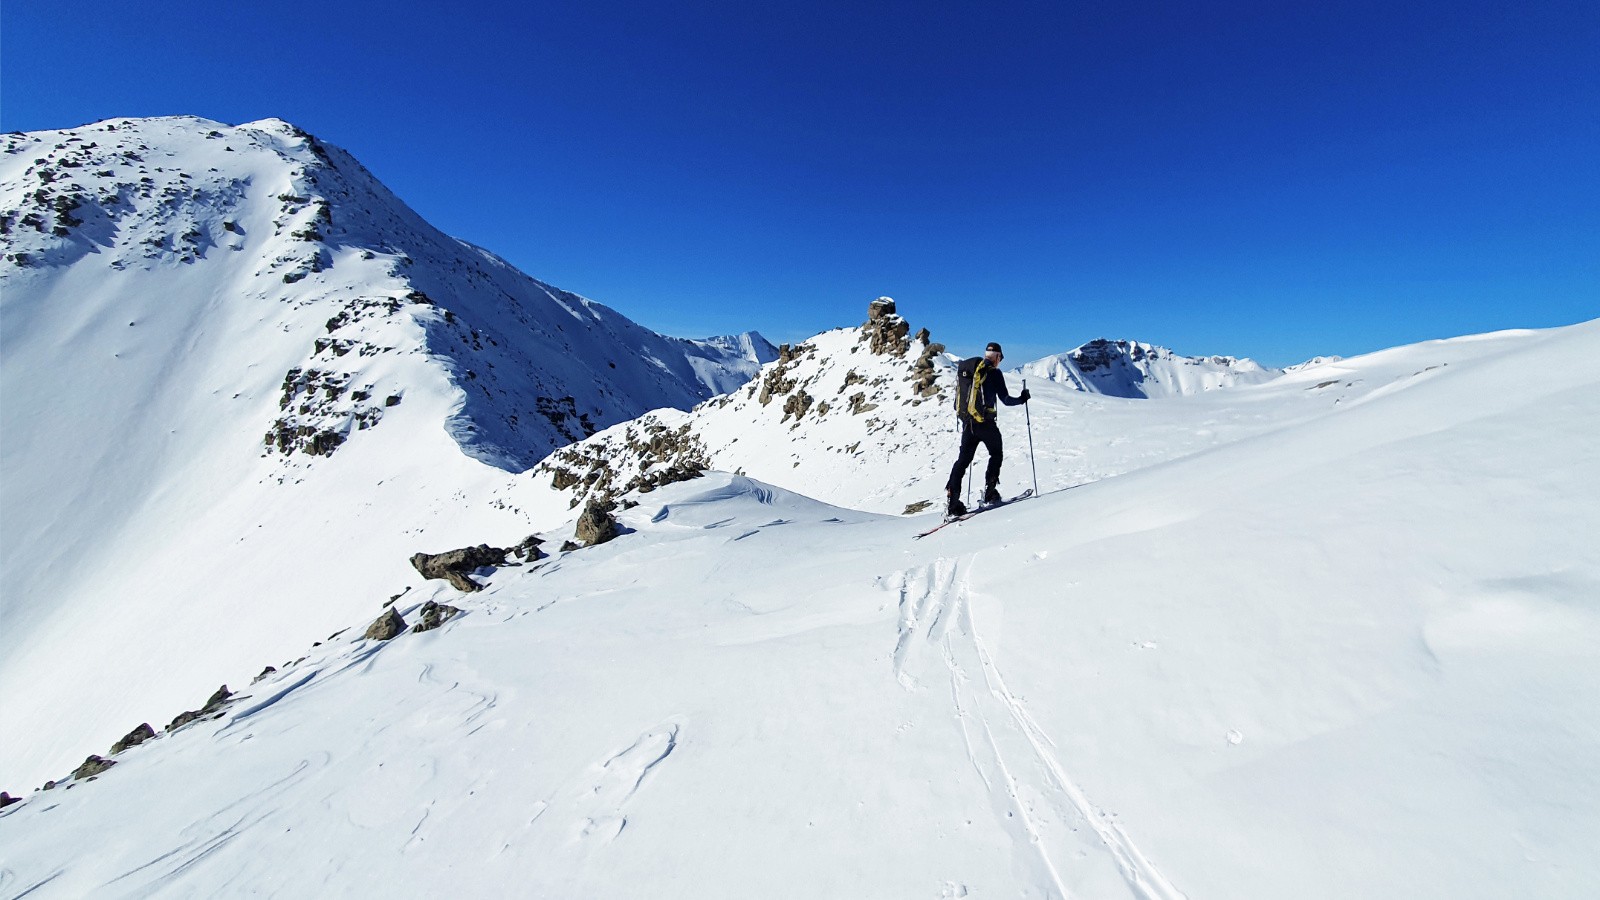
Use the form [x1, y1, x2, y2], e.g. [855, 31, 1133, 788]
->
[524, 297, 956, 514]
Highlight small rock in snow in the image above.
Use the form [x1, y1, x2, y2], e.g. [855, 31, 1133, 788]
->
[72, 755, 115, 780]
[109, 723, 155, 755]
[411, 601, 461, 634]
[576, 501, 619, 546]
[364, 608, 406, 641]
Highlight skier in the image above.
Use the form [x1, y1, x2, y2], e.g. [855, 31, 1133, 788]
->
[945, 341, 1029, 517]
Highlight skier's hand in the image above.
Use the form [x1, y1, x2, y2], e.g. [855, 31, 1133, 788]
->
[1019, 388, 1031, 403]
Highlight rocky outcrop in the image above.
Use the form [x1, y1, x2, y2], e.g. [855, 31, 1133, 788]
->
[411, 601, 462, 633]
[781, 389, 815, 425]
[365, 607, 406, 640]
[109, 723, 155, 755]
[166, 685, 235, 733]
[72, 755, 115, 780]
[861, 297, 911, 357]
[539, 420, 710, 508]
[0, 791, 19, 808]
[263, 366, 388, 458]
[409, 544, 510, 592]
[510, 534, 545, 562]
[751, 341, 818, 407]
[757, 361, 799, 406]
[576, 500, 619, 546]
[164, 709, 205, 733]
[911, 340, 946, 397]
[253, 665, 277, 683]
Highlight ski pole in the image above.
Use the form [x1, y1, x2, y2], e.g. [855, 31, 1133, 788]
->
[1024, 378, 1038, 496]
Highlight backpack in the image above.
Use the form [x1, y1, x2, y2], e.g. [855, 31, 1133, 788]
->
[954, 357, 992, 425]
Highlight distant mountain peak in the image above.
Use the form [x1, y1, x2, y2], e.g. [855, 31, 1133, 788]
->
[1017, 338, 1280, 398]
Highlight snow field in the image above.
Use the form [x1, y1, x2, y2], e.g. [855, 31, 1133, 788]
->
[3, 320, 1597, 898]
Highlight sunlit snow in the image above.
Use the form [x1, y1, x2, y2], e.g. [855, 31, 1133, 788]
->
[2, 117, 1597, 900]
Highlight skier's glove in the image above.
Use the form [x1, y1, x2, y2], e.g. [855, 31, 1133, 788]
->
[1019, 389, 1031, 403]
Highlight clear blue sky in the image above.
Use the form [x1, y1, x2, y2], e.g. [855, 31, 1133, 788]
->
[5, 0, 1596, 364]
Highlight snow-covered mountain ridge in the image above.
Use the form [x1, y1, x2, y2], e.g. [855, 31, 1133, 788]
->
[0, 114, 776, 469]
[1015, 338, 1281, 398]
[0, 115, 773, 791]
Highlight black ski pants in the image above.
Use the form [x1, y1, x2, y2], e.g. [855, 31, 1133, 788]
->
[946, 420, 1003, 494]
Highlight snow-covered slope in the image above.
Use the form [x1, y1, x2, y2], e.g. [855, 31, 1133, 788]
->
[0, 116, 772, 789]
[3, 320, 1596, 899]
[1017, 339, 1282, 397]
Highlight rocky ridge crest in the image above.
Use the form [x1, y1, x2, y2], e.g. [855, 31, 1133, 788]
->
[526, 298, 955, 513]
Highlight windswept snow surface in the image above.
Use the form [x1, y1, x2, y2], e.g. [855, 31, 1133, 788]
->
[4, 321, 1598, 898]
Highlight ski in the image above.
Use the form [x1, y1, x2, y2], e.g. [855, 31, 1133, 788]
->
[912, 489, 1033, 539]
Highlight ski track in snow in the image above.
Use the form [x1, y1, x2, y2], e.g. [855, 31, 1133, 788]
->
[108, 756, 322, 892]
[892, 557, 1187, 900]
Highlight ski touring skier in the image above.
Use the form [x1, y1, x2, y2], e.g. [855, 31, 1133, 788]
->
[944, 341, 1030, 517]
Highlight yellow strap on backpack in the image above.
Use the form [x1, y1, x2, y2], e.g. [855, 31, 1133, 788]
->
[967, 360, 989, 423]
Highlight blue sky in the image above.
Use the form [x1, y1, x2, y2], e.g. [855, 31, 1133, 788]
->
[5, 0, 1596, 364]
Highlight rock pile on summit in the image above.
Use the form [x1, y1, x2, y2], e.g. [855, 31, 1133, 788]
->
[862, 297, 912, 357]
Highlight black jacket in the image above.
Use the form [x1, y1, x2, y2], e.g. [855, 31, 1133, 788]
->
[957, 357, 1024, 425]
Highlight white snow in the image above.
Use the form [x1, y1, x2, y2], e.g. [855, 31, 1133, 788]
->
[3, 117, 1598, 899]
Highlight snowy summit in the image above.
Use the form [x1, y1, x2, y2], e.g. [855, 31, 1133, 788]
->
[1015, 339, 1283, 398]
